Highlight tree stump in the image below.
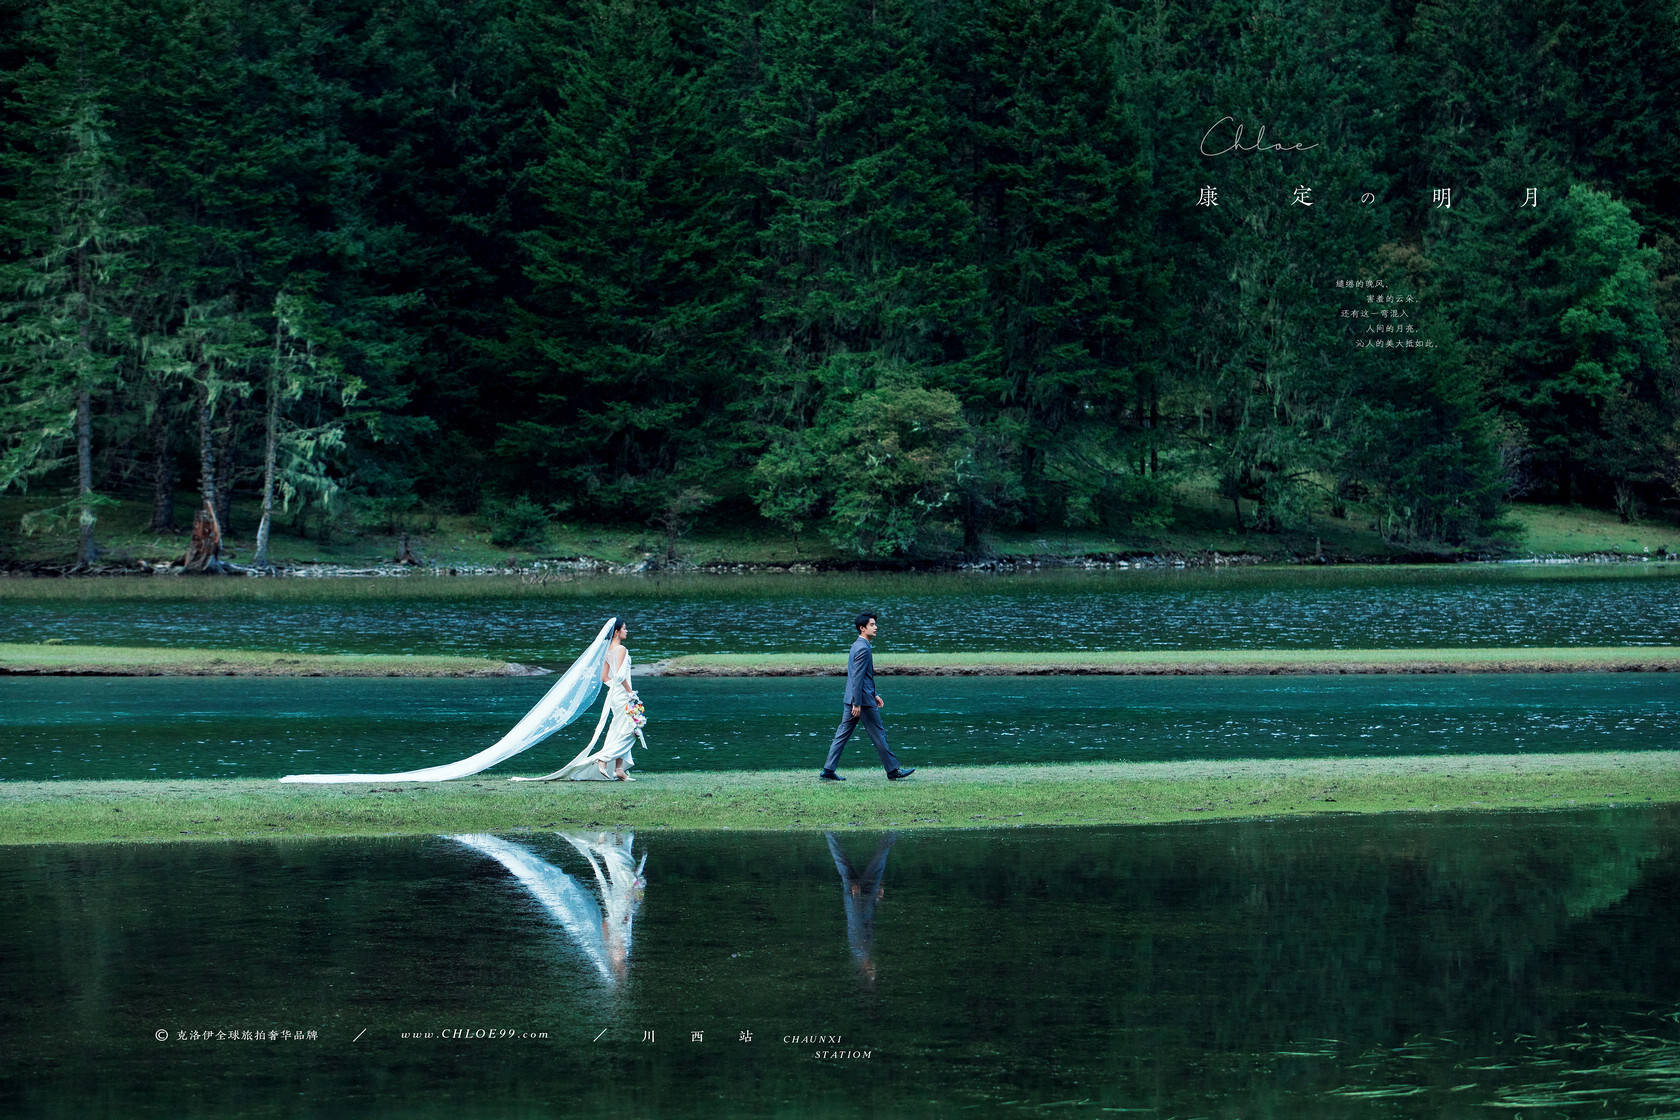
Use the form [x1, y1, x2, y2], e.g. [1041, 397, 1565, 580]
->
[182, 502, 228, 573]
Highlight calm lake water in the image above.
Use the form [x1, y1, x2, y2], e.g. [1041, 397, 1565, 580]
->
[3, 672, 1677, 780]
[4, 808, 1678, 1118]
[5, 566, 1680, 661]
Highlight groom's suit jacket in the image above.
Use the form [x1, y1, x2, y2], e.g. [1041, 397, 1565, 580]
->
[842, 636, 878, 708]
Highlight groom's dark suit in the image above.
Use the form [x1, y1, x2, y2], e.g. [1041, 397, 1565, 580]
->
[823, 634, 902, 774]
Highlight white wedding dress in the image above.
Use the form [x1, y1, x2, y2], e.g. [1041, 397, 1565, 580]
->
[516, 648, 645, 782]
[280, 618, 618, 783]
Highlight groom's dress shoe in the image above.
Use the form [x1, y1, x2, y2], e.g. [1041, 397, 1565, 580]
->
[887, 768, 916, 780]
[819, 770, 846, 781]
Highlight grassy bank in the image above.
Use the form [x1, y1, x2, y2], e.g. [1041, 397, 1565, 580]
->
[3, 753, 1677, 845]
[0, 642, 521, 677]
[5, 641, 1677, 677]
[657, 647, 1680, 676]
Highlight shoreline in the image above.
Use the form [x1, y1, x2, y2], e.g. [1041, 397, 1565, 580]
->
[0, 643, 535, 677]
[654, 647, 1680, 677]
[6, 643, 1673, 678]
[5, 549, 1678, 581]
[3, 753, 1676, 845]
[0, 544, 1673, 577]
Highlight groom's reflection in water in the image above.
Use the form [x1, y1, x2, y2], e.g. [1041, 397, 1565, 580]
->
[452, 832, 646, 983]
[826, 832, 896, 986]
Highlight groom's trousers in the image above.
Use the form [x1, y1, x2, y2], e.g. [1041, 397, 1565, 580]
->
[824, 703, 902, 774]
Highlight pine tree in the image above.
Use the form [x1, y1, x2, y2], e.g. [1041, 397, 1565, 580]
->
[0, 0, 144, 565]
[936, 0, 1152, 529]
[1434, 181, 1668, 503]
[509, 0, 749, 516]
[1138, 0, 1402, 533]
[313, 0, 549, 515]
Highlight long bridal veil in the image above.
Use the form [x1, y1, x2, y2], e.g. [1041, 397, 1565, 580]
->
[452, 832, 645, 983]
[279, 617, 618, 783]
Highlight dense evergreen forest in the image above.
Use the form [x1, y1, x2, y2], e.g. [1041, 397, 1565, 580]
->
[2, 0, 1677, 564]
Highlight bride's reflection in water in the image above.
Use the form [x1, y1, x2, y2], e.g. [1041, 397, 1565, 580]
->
[452, 832, 646, 983]
[826, 832, 896, 986]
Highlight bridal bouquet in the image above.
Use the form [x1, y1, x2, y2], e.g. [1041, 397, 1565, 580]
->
[625, 692, 647, 729]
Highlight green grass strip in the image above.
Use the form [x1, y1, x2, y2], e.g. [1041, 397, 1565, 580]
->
[0, 642, 519, 677]
[658, 647, 1680, 676]
[4, 753, 1677, 845]
[6, 643, 1678, 677]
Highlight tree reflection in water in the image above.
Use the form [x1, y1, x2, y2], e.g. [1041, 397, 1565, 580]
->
[4, 809, 1677, 1118]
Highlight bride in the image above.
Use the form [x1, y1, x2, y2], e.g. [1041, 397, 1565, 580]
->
[281, 615, 639, 785]
[516, 617, 646, 782]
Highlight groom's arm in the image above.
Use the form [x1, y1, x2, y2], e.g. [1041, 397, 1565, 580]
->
[845, 642, 866, 709]
[846, 642, 876, 712]
[859, 644, 881, 707]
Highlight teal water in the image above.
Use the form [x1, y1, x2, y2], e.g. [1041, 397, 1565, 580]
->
[4, 809, 1678, 1118]
[3, 672, 1677, 780]
[6, 566, 1680, 660]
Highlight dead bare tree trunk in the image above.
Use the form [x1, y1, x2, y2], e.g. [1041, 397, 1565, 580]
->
[75, 387, 98, 567]
[198, 395, 217, 525]
[149, 411, 175, 532]
[213, 396, 240, 536]
[73, 232, 98, 569]
[253, 344, 280, 568]
[184, 399, 236, 573]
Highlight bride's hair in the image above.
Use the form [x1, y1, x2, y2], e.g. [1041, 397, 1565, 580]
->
[611, 616, 629, 637]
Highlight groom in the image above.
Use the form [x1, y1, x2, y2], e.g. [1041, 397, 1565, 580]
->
[819, 611, 915, 782]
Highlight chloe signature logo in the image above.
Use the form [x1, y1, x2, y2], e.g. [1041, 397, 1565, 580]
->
[1200, 115, 1318, 156]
